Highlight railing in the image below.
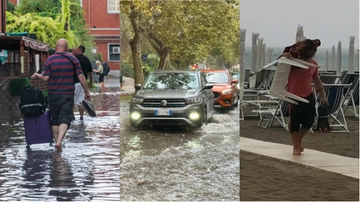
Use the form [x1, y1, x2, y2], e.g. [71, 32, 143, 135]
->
[0, 63, 22, 77]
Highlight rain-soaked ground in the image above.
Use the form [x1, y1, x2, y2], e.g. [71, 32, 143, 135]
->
[0, 89, 120, 201]
[120, 97, 240, 201]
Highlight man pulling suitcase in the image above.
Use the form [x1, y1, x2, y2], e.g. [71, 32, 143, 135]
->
[31, 38, 91, 152]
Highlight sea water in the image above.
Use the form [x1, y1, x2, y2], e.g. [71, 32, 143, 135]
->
[243, 47, 359, 72]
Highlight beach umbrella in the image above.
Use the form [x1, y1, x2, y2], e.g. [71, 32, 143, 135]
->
[325, 50, 329, 72]
[256, 38, 263, 71]
[331, 46, 336, 71]
[336, 41, 342, 75]
[254, 38, 263, 89]
[295, 24, 304, 42]
[262, 43, 266, 67]
[250, 32, 259, 89]
[267, 48, 273, 64]
[348, 36, 355, 73]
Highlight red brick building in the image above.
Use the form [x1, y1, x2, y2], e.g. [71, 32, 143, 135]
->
[9, 0, 120, 77]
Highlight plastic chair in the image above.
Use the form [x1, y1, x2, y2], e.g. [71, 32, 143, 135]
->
[251, 98, 289, 131]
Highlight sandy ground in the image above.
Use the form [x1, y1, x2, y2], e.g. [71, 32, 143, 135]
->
[240, 105, 359, 201]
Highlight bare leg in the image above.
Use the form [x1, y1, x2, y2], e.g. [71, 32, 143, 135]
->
[291, 131, 301, 155]
[299, 127, 310, 152]
[54, 123, 69, 152]
[101, 82, 105, 92]
[78, 105, 84, 120]
[52, 126, 59, 144]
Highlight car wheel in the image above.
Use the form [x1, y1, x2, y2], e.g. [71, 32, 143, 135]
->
[203, 107, 208, 125]
[196, 107, 208, 127]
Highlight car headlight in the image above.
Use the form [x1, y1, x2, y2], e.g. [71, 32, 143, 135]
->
[186, 96, 203, 104]
[189, 111, 200, 120]
[131, 97, 144, 104]
[131, 111, 141, 120]
[222, 89, 232, 95]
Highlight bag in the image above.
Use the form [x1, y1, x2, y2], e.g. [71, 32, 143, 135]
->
[19, 85, 47, 118]
[59, 53, 77, 82]
[317, 104, 331, 133]
[102, 62, 110, 76]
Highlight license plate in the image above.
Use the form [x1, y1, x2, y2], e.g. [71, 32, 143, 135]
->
[155, 110, 172, 116]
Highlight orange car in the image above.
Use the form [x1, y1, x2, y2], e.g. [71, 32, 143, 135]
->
[201, 69, 240, 109]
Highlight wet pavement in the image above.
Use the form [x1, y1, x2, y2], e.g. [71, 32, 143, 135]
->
[119, 78, 240, 201]
[0, 79, 120, 201]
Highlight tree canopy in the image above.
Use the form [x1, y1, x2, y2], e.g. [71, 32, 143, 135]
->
[120, 0, 240, 84]
[6, 0, 95, 57]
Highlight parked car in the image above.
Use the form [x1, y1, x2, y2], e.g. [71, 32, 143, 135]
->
[202, 69, 240, 109]
[130, 70, 214, 128]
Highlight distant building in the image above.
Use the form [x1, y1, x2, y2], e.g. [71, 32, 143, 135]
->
[8, 0, 120, 77]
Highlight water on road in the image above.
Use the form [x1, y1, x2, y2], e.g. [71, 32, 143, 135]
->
[0, 90, 120, 201]
[120, 99, 240, 201]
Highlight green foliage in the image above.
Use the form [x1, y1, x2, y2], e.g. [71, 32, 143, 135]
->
[142, 53, 159, 73]
[16, 0, 60, 15]
[121, 61, 134, 78]
[121, 0, 240, 71]
[6, 11, 76, 47]
[9, 78, 30, 96]
[7, 0, 95, 54]
[42, 91, 48, 98]
[6, 0, 15, 12]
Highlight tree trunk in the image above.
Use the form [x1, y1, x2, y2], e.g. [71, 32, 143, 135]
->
[148, 32, 171, 70]
[158, 47, 170, 70]
[129, 39, 144, 85]
[128, 5, 144, 85]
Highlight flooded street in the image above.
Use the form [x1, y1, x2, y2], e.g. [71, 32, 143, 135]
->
[120, 99, 240, 201]
[0, 90, 120, 201]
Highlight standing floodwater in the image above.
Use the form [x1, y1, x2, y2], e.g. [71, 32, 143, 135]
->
[120, 99, 240, 201]
[0, 90, 119, 201]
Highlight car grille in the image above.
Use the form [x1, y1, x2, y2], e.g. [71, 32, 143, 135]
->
[141, 99, 187, 108]
[213, 92, 221, 99]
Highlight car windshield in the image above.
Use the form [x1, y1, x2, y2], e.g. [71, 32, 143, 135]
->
[143, 72, 199, 90]
[205, 72, 228, 84]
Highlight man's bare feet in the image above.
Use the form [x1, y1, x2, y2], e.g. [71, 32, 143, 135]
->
[300, 144, 304, 152]
[55, 144, 62, 152]
[293, 148, 301, 155]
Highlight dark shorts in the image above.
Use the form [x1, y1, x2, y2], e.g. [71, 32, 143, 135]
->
[48, 93, 74, 127]
[289, 94, 316, 133]
[99, 74, 104, 82]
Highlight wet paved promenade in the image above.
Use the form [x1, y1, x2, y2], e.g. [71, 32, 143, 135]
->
[241, 137, 359, 179]
[0, 78, 120, 201]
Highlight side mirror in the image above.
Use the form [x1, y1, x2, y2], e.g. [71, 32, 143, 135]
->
[204, 83, 213, 90]
[231, 79, 239, 85]
[134, 84, 142, 92]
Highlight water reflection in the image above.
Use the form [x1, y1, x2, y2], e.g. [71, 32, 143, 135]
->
[49, 152, 78, 201]
[0, 91, 119, 201]
[22, 149, 53, 191]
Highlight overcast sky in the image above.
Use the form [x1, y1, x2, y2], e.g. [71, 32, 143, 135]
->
[240, 0, 359, 49]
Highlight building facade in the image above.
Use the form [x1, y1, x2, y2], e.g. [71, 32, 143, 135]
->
[9, 0, 120, 77]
